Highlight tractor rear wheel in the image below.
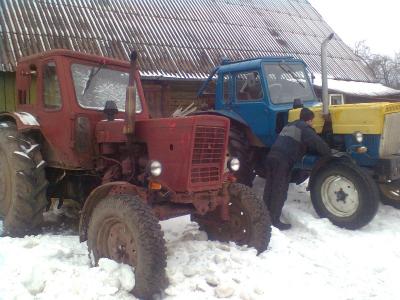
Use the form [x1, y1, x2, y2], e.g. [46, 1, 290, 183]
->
[0, 122, 47, 236]
[229, 126, 256, 186]
[310, 161, 379, 229]
[87, 194, 167, 300]
[192, 183, 271, 253]
[379, 180, 400, 208]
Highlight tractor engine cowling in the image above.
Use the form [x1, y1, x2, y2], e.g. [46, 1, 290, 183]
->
[135, 115, 230, 193]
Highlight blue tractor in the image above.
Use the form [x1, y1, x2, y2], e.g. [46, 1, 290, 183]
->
[198, 51, 400, 230]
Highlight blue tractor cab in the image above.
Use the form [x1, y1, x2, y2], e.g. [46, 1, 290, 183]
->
[199, 57, 319, 147]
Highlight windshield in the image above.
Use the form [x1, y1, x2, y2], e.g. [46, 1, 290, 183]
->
[263, 63, 315, 104]
[71, 63, 142, 113]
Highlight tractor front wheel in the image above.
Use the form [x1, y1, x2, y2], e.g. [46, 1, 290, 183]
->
[87, 194, 167, 299]
[379, 180, 400, 208]
[192, 183, 271, 253]
[310, 162, 379, 229]
[0, 122, 47, 236]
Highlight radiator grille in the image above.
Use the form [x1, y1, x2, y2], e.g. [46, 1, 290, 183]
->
[380, 113, 400, 157]
[191, 126, 226, 184]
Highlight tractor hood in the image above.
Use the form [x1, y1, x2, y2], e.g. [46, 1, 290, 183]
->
[289, 102, 400, 135]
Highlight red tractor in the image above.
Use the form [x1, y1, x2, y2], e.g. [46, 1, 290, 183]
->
[0, 50, 271, 299]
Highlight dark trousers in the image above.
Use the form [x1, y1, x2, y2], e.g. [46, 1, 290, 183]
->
[263, 153, 291, 223]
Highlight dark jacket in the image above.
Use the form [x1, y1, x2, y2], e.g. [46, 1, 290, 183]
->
[269, 120, 331, 166]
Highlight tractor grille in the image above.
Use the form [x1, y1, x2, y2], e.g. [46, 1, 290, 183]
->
[380, 113, 400, 157]
[191, 126, 226, 184]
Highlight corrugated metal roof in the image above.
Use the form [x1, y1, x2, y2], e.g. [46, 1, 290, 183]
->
[0, 0, 375, 82]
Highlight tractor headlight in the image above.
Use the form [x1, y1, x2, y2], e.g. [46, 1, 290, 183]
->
[228, 157, 240, 172]
[149, 160, 162, 177]
[354, 131, 363, 143]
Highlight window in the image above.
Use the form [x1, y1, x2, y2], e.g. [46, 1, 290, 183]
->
[236, 71, 263, 102]
[71, 63, 142, 113]
[43, 61, 61, 109]
[330, 94, 344, 105]
[222, 73, 231, 103]
[263, 63, 315, 104]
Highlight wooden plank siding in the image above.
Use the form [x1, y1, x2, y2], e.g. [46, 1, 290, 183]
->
[0, 72, 16, 112]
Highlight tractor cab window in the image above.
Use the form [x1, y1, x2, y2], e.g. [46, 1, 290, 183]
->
[263, 63, 315, 104]
[43, 61, 62, 109]
[236, 71, 263, 102]
[71, 63, 142, 113]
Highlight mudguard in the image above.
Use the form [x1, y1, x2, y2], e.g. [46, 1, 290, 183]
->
[0, 112, 40, 131]
[191, 110, 248, 127]
[79, 181, 147, 242]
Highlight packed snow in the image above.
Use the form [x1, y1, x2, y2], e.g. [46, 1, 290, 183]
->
[1, 177, 400, 300]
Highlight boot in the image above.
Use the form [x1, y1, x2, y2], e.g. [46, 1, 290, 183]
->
[272, 219, 291, 231]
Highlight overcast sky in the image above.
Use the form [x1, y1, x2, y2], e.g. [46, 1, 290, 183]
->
[308, 0, 399, 56]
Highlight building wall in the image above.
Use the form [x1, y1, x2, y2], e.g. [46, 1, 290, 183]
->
[0, 72, 16, 112]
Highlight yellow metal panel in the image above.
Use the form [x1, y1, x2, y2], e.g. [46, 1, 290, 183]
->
[288, 102, 400, 135]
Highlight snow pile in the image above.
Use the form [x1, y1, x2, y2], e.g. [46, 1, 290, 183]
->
[0, 235, 136, 300]
[1, 177, 400, 299]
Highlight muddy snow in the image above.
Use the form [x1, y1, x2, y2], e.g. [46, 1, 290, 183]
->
[1, 177, 400, 300]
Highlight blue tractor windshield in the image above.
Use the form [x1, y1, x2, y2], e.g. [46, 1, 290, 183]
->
[263, 63, 316, 104]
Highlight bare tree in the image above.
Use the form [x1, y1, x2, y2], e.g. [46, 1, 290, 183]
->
[353, 41, 400, 89]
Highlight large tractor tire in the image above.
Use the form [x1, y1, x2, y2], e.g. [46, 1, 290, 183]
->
[87, 194, 167, 300]
[229, 126, 256, 186]
[379, 180, 400, 208]
[0, 122, 47, 236]
[192, 183, 271, 253]
[310, 161, 379, 229]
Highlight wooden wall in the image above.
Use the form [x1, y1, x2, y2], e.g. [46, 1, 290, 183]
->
[0, 72, 16, 112]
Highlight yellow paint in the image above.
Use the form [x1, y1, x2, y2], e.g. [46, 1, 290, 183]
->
[288, 102, 400, 134]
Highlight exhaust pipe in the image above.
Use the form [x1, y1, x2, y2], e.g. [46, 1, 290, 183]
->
[124, 50, 138, 135]
[321, 33, 334, 116]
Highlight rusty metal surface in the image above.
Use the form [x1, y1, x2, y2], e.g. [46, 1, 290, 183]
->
[0, 0, 374, 82]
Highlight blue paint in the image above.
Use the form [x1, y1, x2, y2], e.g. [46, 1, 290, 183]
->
[213, 57, 319, 147]
[343, 134, 381, 167]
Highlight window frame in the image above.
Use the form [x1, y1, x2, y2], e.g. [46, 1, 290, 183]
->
[234, 70, 265, 103]
[42, 60, 63, 111]
[70, 62, 143, 114]
[262, 62, 316, 106]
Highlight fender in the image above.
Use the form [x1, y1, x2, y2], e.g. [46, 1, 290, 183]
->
[192, 110, 248, 127]
[79, 181, 147, 242]
[0, 112, 40, 131]
[192, 110, 265, 147]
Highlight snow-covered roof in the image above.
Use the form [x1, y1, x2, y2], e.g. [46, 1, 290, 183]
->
[313, 75, 400, 97]
[0, 0, 374, 83]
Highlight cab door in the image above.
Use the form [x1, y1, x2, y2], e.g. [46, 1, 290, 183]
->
[34, 59, 75, 167]
[230, 70, 272, 145]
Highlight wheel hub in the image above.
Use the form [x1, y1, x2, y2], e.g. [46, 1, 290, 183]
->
[321, 175, 359, 217]
[214, 201, 251, 243]
[335, 188, 349, 203]
[100, 220, 137, 267]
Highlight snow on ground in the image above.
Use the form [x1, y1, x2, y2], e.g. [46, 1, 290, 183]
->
[1, 177, 400, 300]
